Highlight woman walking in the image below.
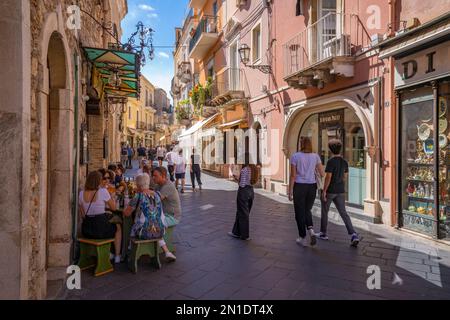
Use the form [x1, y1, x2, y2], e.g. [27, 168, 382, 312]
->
[190, 148, 203, 192]
[319, 139, 361, 247]
[228, 163, 260, 241]
[288, 137, 325, 247]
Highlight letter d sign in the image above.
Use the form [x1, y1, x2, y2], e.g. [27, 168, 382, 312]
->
[66, 265, 81, 290]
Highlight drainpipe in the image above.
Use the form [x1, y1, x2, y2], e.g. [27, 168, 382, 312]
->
[71, 53, 80, 263]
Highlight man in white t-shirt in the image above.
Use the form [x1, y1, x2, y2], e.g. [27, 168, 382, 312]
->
[165, 147, 177, 182]
[157, 145, 167, 167]
[174, 149, 187, 193]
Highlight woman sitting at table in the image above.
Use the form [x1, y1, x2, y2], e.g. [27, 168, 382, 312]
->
[79, 171, 122, 264]
[123, 173, 176, 262]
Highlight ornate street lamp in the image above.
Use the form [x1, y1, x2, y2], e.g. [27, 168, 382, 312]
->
[238, 44, 272, 74]
[123, 21, 155, 68]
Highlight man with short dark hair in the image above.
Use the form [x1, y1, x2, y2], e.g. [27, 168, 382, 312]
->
[320, 139, 361, 247]
[152, 167, 181, 226]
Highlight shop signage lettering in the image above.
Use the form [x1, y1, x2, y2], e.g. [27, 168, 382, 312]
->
[319, 110, 344, 130]
[395, 42, 450, 87]
[402, 52, 436, 80]
[403, 212, 434, 235]
[320, 114, 341, 124]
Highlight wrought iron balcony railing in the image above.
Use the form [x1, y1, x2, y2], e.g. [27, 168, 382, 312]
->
[189, 16, 218, 54]
[209, 68, 246, 106]
[283, 13, 371, 82]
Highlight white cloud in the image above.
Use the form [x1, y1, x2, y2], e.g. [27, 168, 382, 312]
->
[138, 4, 155, 11]
[158, 52, 170, 59]
[147, 13, 159, 19]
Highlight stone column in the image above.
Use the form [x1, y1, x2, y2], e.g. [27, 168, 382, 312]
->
[0, 0, 31, 299]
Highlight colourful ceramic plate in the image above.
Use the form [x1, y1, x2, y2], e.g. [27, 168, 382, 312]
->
[439, 118, 448, 134]
[418, 124, 431, 141]
[424, 139, 434, 154]
[439, 97, 447, 117]
[439, 134, 448, 148]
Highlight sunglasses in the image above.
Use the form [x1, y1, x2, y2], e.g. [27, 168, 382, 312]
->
[103, 176, 111, 180]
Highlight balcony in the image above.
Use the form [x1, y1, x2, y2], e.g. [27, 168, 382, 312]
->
[189, 0, 207, 10]
[283, 13, 370, 89]
[209, 68, 246, 107]
[189, 16, 219, 60]
[171, 78, 181, 95]
[177, 62, 192, 84]
[136, 121, 147, 131]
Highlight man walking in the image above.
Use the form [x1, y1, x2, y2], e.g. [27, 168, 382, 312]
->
[165, 147, 177, 182]
[174, 149, 186, 193]
[190, 148, 203, 192]
[320, 139, 361, 247]
[137, 144, 147, 162]
[127, 144, 134, 169]
[157, 144, 167, 167]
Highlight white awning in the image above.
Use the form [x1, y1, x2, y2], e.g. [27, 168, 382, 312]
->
[218, 119, 246, 129]
[179, 113, 219, 139]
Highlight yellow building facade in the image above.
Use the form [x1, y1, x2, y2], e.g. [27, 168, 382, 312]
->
[122, 75, 157, 148]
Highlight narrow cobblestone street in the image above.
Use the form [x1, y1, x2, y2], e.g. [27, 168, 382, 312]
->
[61, 163, 450, 300]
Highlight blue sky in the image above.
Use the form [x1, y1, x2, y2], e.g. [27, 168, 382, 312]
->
[121, 0, 190, 103]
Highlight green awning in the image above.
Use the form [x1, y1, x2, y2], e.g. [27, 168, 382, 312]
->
[83, 47, 140, 98]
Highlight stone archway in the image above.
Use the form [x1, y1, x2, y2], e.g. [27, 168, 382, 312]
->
[282, 97, 381, 218]
[45, 31, 73, 271]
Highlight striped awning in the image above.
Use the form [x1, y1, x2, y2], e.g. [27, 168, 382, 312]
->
[84, 47, 139, 98]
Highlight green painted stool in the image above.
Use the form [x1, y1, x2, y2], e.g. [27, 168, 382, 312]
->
[78, 238, 114, 277]
[163, 226, 176, 253]
[128, 238, 162, 274]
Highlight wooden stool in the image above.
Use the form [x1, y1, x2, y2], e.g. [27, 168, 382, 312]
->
[78, 238, 114, 277]
[128, 238, 162, 274]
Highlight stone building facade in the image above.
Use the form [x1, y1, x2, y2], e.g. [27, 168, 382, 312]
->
[0, 0, 128, 299]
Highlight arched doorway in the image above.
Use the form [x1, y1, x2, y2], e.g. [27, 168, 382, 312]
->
[45, 32, 72, 270]
[297, 107, 367, 207]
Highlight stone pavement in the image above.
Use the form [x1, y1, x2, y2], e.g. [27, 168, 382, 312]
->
[62, 167, 450, 300]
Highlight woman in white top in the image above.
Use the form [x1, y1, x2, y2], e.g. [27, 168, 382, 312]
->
[79, 171, 122, 263]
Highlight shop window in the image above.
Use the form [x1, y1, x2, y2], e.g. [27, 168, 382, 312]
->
[298, 108, 366, 207]
[400, 86, 435, 235]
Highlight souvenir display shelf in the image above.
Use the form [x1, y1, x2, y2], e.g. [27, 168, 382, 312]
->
[403, 96, 450, 236]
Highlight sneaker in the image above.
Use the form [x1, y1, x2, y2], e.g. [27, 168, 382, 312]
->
[165, 252, 176, 262]
[351, 234, 360, 247]
[296, 237, 308, 247]
[114, 255, 121, 264]
[109, 253, 115, 260]
[318, 233, 329, 240]
[309, 229, 317, 246]
[240, 237, 251, 241]
[228, 232, 240, 239]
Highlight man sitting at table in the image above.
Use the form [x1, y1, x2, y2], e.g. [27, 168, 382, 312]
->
[152, 167, 181, 227]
